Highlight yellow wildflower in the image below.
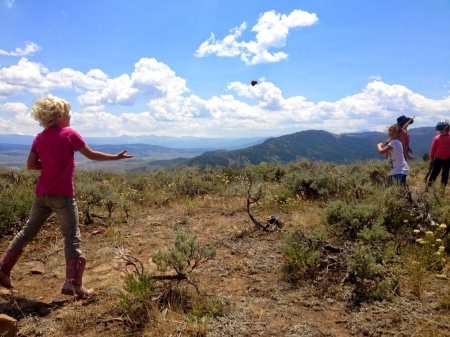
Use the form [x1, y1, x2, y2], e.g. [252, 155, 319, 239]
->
[439, 224, 447, 229]
[426, 231, 434, 236]
[413, 229, 420, 233]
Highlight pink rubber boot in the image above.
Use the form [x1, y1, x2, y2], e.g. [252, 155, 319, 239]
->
[61, 256, 94, 297]
[0, 249, 23, 289]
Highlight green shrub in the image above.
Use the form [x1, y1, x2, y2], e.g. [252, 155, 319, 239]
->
[119, 273, 155, 324]
[371, 276, 400, 301]
[151, 231, 217, 276]
[347, 243, 383, 280]
[357, 224, 393, 244]
[281, 227, 325, 282]
[0, 185, 34, 236]
[376, 186, 416, 232]
[244, 163, 286, 182]
[322, 201, 378, 241]
[347, 243, 400, 305]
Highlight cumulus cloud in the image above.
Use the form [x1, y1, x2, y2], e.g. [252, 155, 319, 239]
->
[195, 9, 318, 65]
[0, 41, 41, 56]
[0, 58, 108, 96]
[0, 57, 187, 109]
[0, 101, 37, 134]
[77, 58, 188, 106]
[69, 79, 450, 138]
[1, 56, 449, 138]
[0, 101, 28, 117]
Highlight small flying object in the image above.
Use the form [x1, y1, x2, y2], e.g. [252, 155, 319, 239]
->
[250, 80, 258, 86]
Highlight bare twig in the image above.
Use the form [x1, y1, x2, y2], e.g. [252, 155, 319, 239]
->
[246, 178, 283, 232]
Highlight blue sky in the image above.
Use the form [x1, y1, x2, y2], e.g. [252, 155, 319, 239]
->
[0, 0, 449, 138]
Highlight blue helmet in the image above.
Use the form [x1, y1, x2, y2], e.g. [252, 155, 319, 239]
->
[436, 120, 450, 131]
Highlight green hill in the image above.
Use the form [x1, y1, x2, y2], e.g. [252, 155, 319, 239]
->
[185, 127, 436, 167]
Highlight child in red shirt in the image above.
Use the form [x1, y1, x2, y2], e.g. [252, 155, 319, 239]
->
[428, 120, 450, 187]
[397, 115, 414, 160]
[0, 95, 134, 296]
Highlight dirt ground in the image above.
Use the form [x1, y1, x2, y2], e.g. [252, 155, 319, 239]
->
[1, 197, 450, 337]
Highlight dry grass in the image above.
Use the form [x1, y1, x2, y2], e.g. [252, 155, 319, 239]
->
[439, 287, 450, 310]
[1, 171, 450, 336]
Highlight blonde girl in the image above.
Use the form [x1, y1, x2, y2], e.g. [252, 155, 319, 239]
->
[0, 94, 133, 296]
[377, 124, 410, 185]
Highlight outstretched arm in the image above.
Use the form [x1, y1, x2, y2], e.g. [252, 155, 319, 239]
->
[78, 144, 134, 161]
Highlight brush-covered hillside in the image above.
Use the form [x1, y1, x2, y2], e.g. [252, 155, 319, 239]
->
[185, 127, 436, 167]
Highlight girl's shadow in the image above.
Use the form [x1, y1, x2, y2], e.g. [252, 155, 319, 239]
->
[0, 293, 89, 319]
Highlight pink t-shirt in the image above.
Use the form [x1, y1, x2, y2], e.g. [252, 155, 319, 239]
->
[430, 133, 450, 160]
[401, 129, 410, 150]
[30, 126, 86, 196]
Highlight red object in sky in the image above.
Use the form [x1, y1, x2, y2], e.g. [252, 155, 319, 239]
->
[251, 80, 258, 86]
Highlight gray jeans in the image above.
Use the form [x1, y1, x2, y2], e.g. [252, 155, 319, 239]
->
[9, 194, 82, 261]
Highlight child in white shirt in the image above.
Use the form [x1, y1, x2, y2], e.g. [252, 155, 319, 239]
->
[377, 124, 410, 185]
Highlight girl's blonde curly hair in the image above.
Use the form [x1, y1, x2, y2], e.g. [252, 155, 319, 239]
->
[30, 94, 71, 129]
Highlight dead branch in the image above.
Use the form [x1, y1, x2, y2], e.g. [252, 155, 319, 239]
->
[111, 248, 198, 284]
[108, 247, 144, 277]
[246, 179, 283, 232]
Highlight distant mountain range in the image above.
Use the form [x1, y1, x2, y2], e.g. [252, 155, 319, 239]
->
[0, 134, 268, 170]
[0, 134, 268, 150]
[0, 127, 438, 171]
[0, 142, 213, 170]
[183, 127, 436, 167]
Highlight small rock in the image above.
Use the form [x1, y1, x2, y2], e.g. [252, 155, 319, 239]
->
[30, 264, 46, 275]
[0, 314, 18, 337]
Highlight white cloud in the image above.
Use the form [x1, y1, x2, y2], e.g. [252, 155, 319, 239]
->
[0, 101, 28, 117]
[1, 56, 449, 138]
[5, 0, 15, 9]
[195, 9, 318, 65]
[0, 41, 41, 56]
[0, 101, 37, 134]
[0, 58, 108, 96]
[67, 79, 450, 138]
[369, 75, 382, 81]
[0, 82, 23, 99]
[196, 23, 247, 58]
[77, 58, 188, 106]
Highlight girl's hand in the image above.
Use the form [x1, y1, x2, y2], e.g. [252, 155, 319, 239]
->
[116, 150, 134, 159]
